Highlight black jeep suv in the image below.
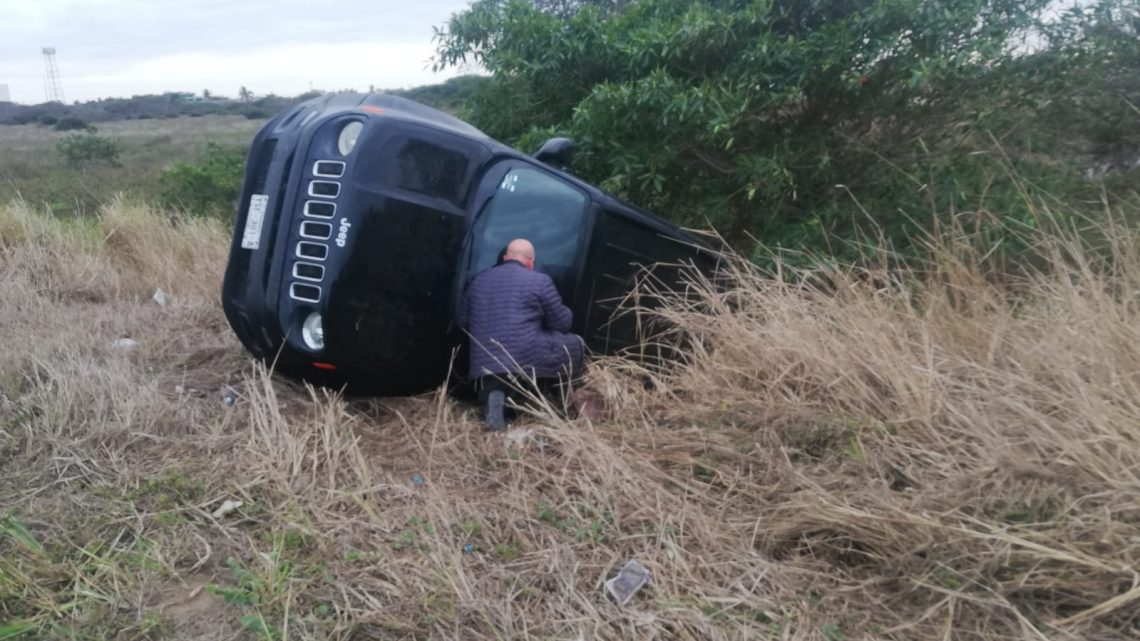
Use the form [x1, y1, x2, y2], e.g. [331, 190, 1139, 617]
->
[222, 93, 713, 394]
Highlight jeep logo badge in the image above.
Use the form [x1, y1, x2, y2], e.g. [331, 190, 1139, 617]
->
[335, 218, 351, 247]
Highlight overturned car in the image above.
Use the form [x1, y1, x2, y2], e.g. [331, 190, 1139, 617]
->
[222, 93, 713, 394]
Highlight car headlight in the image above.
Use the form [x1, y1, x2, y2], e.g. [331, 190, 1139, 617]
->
[301, 312, 324, 350]
[337, 121, 363, 156]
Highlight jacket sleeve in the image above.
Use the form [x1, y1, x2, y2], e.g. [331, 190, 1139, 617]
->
[537, 276, 573, 333]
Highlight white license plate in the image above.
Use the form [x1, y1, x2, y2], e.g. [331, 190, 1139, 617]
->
[240, 194, 268, 249]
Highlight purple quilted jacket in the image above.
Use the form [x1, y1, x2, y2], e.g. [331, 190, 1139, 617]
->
[458, 260, 584, 379]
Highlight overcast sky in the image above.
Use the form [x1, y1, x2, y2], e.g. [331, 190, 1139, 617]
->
[0, 0, 474, 104]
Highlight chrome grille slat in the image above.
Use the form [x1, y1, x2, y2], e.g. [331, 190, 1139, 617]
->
[296, 241, 328, 261]
[313, 160, 346, 178]
[308, 180, 340, 198]
[292, 261, 324, 282]
[290, 282, 321, 303]
[300, 221, 332, 240]
[304, 200, 336, 218]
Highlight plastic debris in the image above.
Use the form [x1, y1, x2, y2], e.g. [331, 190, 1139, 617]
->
[503, 427, 533, 447]
[152, 288, 168, 306]
[211, 499, 243, 519]
[606, 560, 651, 605]
[110, 338, 138, 351]
[503, 427, 553, 454]
[221, 386, 237, 407]
[463, 543, 475, 554]
[411, 474, 425, 487]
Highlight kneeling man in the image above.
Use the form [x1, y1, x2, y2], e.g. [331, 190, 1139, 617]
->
[459, 239, 584, 430]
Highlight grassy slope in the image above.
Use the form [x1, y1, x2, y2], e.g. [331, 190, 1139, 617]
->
[4, 198, 1139, 641]
[1, 120, 1139, 641]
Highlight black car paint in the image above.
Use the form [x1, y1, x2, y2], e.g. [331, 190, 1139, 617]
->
[222, 93, 712, 395]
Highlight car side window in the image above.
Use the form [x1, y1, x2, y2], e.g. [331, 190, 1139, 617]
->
[469, 166, 588, 294]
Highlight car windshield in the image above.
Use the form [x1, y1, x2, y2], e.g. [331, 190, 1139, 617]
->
[468, 166, 588, 294]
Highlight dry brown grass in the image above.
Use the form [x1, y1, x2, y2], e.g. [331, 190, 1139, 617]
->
[1, 196, 1138, 640]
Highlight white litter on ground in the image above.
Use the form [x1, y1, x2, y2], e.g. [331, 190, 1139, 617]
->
[211, 499, 243, 519]
[110, 338, 138, 351]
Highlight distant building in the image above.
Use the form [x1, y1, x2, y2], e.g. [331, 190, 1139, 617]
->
[171, 92, 206, 103]
[0, 84, 11, 103]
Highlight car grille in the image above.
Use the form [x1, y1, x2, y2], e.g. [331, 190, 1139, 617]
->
[289, 160, 343, 304]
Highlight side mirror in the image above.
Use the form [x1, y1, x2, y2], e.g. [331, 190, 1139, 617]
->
[534, 137, 575, 168]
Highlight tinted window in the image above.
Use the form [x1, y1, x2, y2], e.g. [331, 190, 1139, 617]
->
[374, 136, 470, 206]
[470, 167, 588, 291]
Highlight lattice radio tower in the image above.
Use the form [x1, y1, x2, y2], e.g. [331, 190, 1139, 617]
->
[42, 47, 65, 103]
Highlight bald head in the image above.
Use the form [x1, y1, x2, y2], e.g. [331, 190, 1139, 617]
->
[504, 239, 535, 262]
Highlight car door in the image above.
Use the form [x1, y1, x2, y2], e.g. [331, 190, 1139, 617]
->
[461, 161, 594, 307]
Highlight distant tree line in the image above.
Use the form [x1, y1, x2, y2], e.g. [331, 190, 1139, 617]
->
[0, 76, 491, 127]
[0, 92, 294, 126]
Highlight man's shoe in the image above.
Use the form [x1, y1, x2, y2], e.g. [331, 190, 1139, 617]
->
[484, 390, 507, 432]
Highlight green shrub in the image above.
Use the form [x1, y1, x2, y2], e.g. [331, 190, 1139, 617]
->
[38, 115, 59, 126]
[56, 133, 120, 168]
[159, 143, 246, 217]
[53, 116, 90, 131]
[436, 0, 1139, 255]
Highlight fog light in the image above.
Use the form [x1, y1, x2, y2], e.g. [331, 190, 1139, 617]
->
[301, 312, 324, 350]
[337, 121, 362, 156]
